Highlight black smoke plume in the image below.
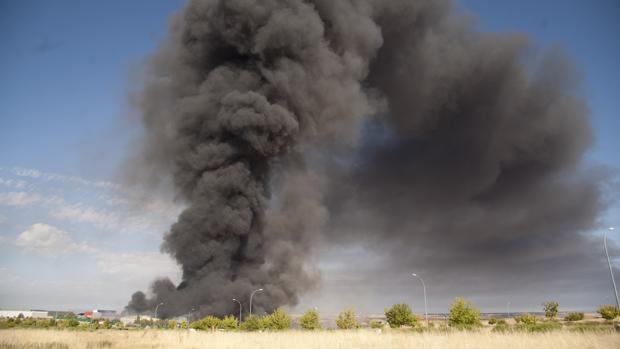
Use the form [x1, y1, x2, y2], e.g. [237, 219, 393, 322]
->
[126, 0, 611, 317]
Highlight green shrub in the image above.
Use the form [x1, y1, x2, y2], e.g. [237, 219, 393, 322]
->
[369, 320, 384, 329]
[491, 323, 510, 333]
[167, 320, 178, 329]
[221, 315, 238, 330]
[240, 314, 265, 331]
[516, 313, 537, 325]
[384, 303, 418, 328]
[597, 305, 619, 320]
[263, 308, 291, 330]
[299, 309, 322, 330]
[542, 301, 559, 319]
[515, 321, 562, 333]
[190, 315, 222, 331]
[566, 321, 615, 333]
[336, 309, 360, 329]
[487, 317, 497, 325]
[564, 312, 584, 321]
[497, 319, 507, 325]
[448, 298, 481, 328]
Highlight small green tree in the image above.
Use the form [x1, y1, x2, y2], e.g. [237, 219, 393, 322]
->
[384, 303, 418, 328]
[336, 308, 359, 329]
[167, 320, 178, 329]
[487, 317, 497, 325]
[299, 309, 322, 330]
[263, 308, 291, 330]
[543, 301, 559, 319]
[221, 315, 238, 330]
[181, 320, 188, 329]
[240, 315, 265, 331]
[448, 298, 481, 328]
[597, 305, 619, 320]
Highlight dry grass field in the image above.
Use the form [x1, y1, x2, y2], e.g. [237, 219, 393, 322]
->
[0, 329, 619, 349]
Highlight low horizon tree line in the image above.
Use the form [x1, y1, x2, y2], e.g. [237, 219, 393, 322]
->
[1, 299, 618, 331]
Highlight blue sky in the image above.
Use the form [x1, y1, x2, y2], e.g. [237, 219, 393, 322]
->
[1, 0, 619, 313]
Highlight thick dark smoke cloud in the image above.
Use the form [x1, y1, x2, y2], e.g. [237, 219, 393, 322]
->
[125, 0, 613, 317]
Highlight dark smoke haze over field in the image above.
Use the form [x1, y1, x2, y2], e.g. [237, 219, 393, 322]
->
[125, 0, 613, 317]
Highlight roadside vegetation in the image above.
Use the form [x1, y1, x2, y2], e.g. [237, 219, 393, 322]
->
[1, 299, 618, 335]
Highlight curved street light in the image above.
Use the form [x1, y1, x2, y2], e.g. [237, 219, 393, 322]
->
[249, 288, 263, 317]
[154, 302, 164, 319]
[232, 298, 243, 323]
[411, 273, 428, 326]
[604, 227, 619, 311]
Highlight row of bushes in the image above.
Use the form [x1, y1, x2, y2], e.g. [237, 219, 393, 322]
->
[2, 299, 617, 332]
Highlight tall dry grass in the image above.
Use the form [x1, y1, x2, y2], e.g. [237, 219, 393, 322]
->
[0, 329, 618, 349]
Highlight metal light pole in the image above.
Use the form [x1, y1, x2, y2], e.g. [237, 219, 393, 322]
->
[232, 298, 243, 323]
[604, 227, 620, 311]
[411, 273, 428, 326]
[154, 302, 164, 319]
[249, 288, 263, 317]
[506, 301, 511, 320]
[187, 307, 195, 324]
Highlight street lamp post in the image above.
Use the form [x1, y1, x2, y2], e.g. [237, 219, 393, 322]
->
[411, 273, 428, 326]
[187, 307, 195, 324]
[604, 227, 620, 311]
[249, 288, 263, 317]
[232, 298, 243, 323]
[506, 301, 511, 320]
[154, 302, 164, 319]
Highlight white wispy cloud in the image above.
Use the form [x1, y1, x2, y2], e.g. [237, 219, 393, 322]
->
[15, 223, 96, 256]
[11, 167, 118, 190]
[96, 251, 181, 283]
[1, 167, 180, 234]
[50, 204, 120, 230]
[0, 191, 42, 207]
[0, 177, 29, 189]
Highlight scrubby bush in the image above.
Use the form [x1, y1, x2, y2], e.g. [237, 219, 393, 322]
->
[336, 309, 360, 329]
[190, 315, 222, 331]
[515, 321, 562, 333]
[299, 309, 322, 330]
[597, 305, 619, 320]
[167, 320, 178, 329]
[564, 312, 584, 321]
[221, 315, 238, 330]
[263, 308, 291, 330]
[491, 323, 510, 333]
[384, 303, 418, 328]
[370, 320, 384, 329]
[448, 298, 481, 328]
[240, 315, 264, 331]
[515, 313, 537, 325]
[487, 317, 497, 325]
[566, 321, 615, 333]
[543, 301, 559, 319]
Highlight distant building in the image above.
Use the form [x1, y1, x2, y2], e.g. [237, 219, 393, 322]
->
[120, 315, 155, 325]
[92, 310, 117, 319]
[0, 310, 50, 318]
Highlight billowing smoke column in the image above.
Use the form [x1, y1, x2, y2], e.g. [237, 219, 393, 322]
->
[126, 0, 608, 317]
[126, 0, 381, 317]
